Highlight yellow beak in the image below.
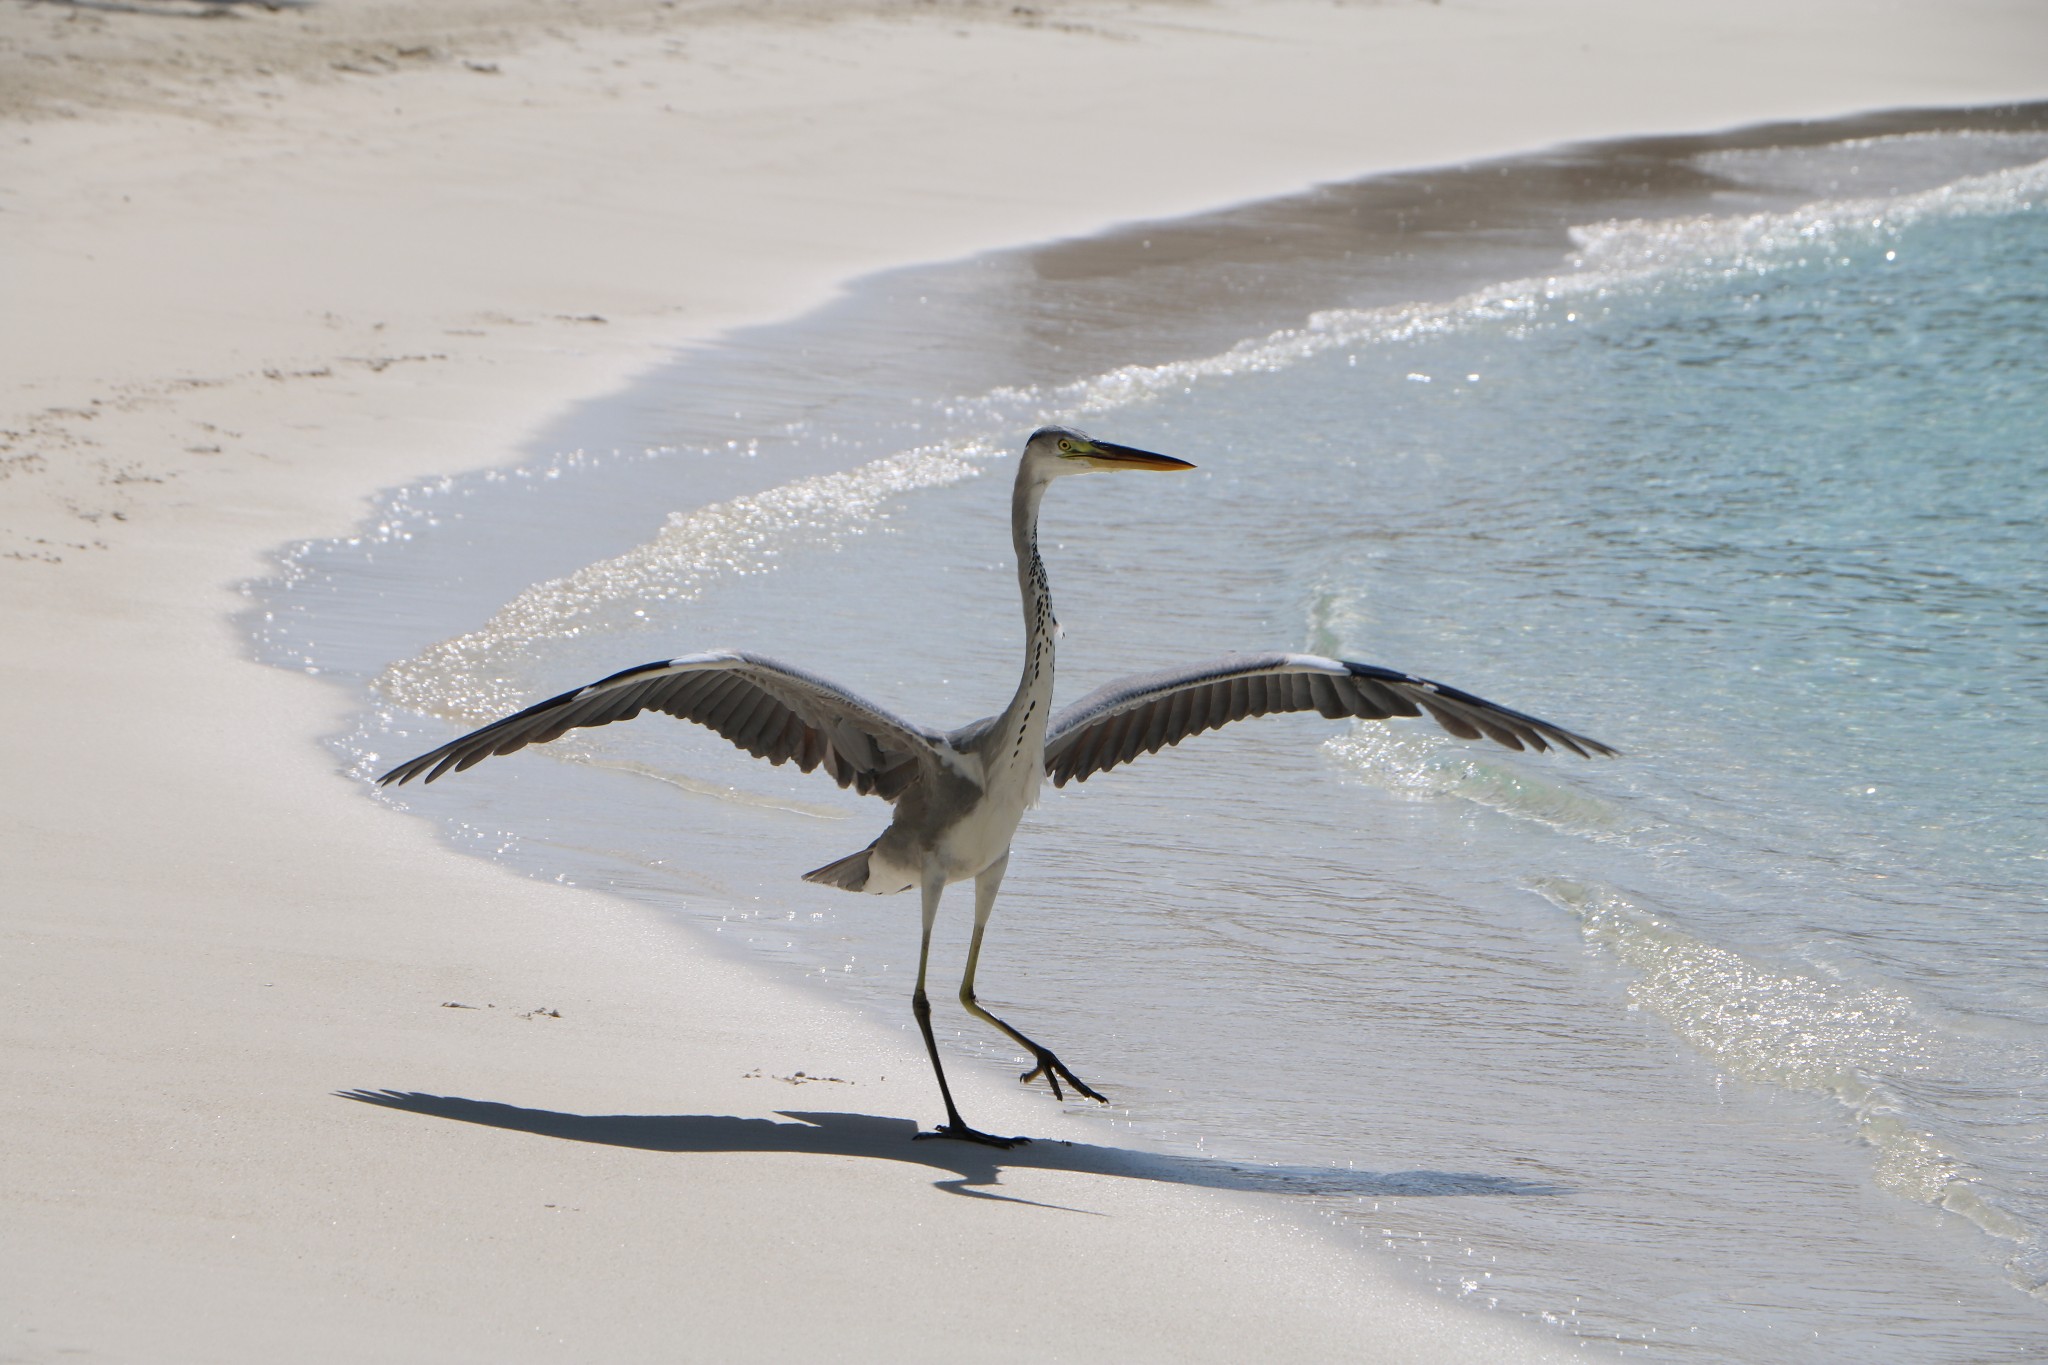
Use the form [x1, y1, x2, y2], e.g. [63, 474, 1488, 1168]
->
[1076, 440, 1196, 472]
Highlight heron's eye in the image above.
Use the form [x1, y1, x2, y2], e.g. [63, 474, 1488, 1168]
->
[1058, 439, 1074, 453]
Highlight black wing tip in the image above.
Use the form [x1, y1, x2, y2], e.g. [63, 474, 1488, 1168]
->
[1346, 658, 1618, 759]
[1539, 733, 1614, 760]
[1541, 723, 1620, 759]
[376, 759, 432, 787]
[1495, 721, 1620, 760]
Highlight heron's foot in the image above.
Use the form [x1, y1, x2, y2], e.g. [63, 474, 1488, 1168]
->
[915, 1123, 1030, 1149]
[1021, 1046, 1108, 1105]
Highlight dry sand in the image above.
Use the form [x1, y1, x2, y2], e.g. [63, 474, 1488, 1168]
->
[3, 0, 2045, 1358]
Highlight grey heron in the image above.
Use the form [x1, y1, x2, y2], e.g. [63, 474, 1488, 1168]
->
[379, 426, 1616, 1147]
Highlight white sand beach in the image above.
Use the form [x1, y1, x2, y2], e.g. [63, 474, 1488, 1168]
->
[4, 0, 2045, 1358]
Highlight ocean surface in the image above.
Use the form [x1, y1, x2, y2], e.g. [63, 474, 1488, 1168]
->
[253, 111, 2048, 1358]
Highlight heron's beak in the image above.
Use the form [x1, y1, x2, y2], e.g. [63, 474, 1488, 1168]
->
[1078, 440, 1195, 472]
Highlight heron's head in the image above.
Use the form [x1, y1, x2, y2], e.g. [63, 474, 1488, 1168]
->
[1021, 425, 1195, 481]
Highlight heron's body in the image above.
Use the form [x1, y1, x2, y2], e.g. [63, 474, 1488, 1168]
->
[381, 427, 1615, 1146]
[844, 736, 1026, 896]
[819, 474, 1060, 898]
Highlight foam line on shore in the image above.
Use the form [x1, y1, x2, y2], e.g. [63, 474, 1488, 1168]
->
[368, 149, 2048, 738]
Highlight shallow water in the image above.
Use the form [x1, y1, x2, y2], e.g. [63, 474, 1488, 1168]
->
[254, 114, 2048, 1358]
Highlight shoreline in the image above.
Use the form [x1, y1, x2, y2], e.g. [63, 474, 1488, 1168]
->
[274, 105, 2048, 1346]
[7, 0, 2048, 1357]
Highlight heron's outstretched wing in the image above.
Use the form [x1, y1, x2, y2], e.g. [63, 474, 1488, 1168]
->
[378, 650, 947, 800]
[1044, 652, 1615, 788]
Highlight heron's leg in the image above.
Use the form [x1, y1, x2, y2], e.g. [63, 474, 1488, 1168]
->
[958, 853, 1108, 1106]
[909, 866, 1026, 1149]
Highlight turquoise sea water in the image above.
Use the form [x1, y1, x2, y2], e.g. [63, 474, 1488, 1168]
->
[257, 127, 2048, 1357]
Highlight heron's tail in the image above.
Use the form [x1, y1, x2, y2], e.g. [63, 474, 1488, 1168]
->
[801, 842, 875, 892]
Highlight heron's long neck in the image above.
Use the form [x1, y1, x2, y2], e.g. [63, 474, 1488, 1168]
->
[1000, 474, 1058, 761]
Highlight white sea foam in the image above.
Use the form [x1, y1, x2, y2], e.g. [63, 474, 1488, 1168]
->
[375, 438, 998, 722]
[1531, 876, 2044, 1293]
[1323, 726, 1635, 838]
[1568, 153, 2048, 279]
[1691, 130, 2048, 203]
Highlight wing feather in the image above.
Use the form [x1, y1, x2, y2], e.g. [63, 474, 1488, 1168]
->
[1115, 708, 1145, 768]
[378, 650, 949, 802]
[1141, 695, 1171, 753]
[1349, 674, 1414, 718]
[1043, 652, 1614, 786]
[699, 675, 753, 731]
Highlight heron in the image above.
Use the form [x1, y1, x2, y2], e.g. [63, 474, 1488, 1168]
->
[380, 426, 1616, 1147]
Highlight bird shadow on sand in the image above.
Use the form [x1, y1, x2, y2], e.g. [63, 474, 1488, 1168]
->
[337, 1088, 1567, 1208]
